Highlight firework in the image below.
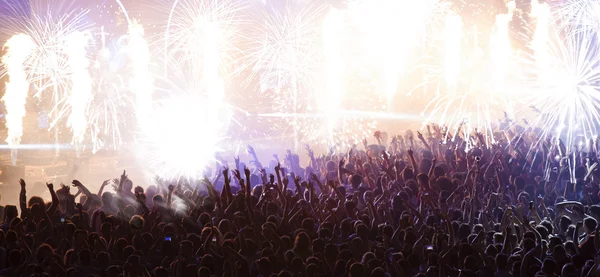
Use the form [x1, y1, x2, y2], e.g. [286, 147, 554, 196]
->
[244, 3, 324, 148]
[346, 0, 449, 100]
[162, 0, 247, 72]
[489, 1, 515, 83]
[137, 0, 240, 180]
[522, 25, 600, 160]
[1, 34, 35, 164]
[87, 44, 133, 154]
[248, 4, 386, 150]
[551, 0, 600, 33]
[127, 21, 154, 131]
[443, 12, 463, 88]
[64, 31, 92, 146]
[419, 1, 520, 147]
[0, 0, 93, 151]
[321, 8, 345, 147]
[530, 0, 551, 71]
[0, 0, 91, 105]
[244, 3, 325, 93]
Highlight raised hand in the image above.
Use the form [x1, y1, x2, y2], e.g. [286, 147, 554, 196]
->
[247, 145, 256, 156]
[309, 172, 319, 182]
[46, 183, 53, 190]
[19, 179, 26, 190]
[374, 131, 381, 139]
[222, 168, 229, 178]
[381, 150, 390, 160]
[339, 158, 345, 168]
[259, 168, 266, 177]
[305, 144, 314, 158]
[232, 169, 242, 180]
[283, 176, 289, 187]
[72, 180, 83, 188]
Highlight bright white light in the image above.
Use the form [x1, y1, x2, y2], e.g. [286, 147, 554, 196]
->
[128, 21, 154, 132]
[64, 31, 92, 145]
[1, 34, 35, 164]
[143, 95, 231, 181]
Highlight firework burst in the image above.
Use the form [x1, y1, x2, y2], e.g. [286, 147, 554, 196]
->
[551, 0, 600, 34]
[243, 3, 325, 93]
[417, 2, 522, 147]
[520, 25, 600, 157]
[0, 0, 95, 158]
[135, 0, 243, 179]
[161, 0, 248, 74]
[246, 4, 387, 150]
[86, 42, 134, 153]
[0, 0, 92, 114]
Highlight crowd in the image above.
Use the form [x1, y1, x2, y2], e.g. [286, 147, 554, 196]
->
[0, 126, 599, 277]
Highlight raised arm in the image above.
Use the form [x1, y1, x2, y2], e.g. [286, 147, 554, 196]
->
[116, 170, 127, 212]
[166, 185, 175, 210]
[427, 158, 436, 179]
[408, 149, 418, 176]
[306, 145, 317, 169]
[72, 180, 98, 201]
[417, 131, 432, 153]
[247, 145, 263, 170]
[19, 179, 28, 218]
[337, 158, 346, 186]
[274, 164, 284, 191]
[97, 179, 110, 198]
[46, 183, 59, 217]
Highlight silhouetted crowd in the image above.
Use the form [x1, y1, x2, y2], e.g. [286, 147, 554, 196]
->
[0, 127, 600, 277]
